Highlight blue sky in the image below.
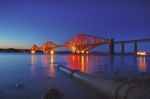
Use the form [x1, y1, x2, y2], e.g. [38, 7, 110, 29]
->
[0, 0, 150, 51]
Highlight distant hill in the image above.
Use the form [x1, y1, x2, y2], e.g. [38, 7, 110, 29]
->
[0, 48, 30, 53]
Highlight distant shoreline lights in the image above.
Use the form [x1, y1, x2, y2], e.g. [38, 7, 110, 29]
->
[137, 51, 147, 56]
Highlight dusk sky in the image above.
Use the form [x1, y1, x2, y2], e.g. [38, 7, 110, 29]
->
[0, 0, 150, 50]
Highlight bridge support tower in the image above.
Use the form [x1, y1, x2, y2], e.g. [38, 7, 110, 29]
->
[109, 38, 114, 55]
[134, 41, 137, 55]
[121, 42, 125, 55]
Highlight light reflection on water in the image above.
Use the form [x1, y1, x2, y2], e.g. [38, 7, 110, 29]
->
[49, 54, 55, 77]
[137, 56, 147, 73]
[30, 53, 150, 78]
[41, 54, 56, 77]
[66, 55, 90, 72]
[65, 54, 150, 78]
[1, 53, 107, 99]
[0, 53, 149, 99]
[41, 54, 49, 67]
[31, 54, 37, 77]
[31, 54, 56, 77]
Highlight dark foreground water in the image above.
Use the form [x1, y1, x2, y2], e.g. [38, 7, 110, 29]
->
[0, 53, 150, 99]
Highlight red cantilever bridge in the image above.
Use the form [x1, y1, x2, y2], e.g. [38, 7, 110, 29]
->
[31, 33, 114, 54]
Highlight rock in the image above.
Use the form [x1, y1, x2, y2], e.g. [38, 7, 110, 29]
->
[114, 77, 128, 83]
[46, 76, 54, 79]
[13, 84, 24, 89]
[43, 88, 63, 99]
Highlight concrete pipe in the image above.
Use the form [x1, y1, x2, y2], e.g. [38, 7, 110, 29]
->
[55, 64, 79, 76]
[55, 64, 150, 99]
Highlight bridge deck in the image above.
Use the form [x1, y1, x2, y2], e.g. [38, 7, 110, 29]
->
[115, 38, 150, 44]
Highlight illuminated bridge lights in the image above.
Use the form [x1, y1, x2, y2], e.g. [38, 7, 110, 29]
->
[42, 41, 57, 54]
[31, 51, 36, 54]
[30, 33, 110, 54]
[137, 51, 147, 56]
[42, 50, 54, 54]
[71, 50, 89, 54]
[50, 50, 54, 54]
[31, 44, 39, 54]
[64, 33, 110, 54]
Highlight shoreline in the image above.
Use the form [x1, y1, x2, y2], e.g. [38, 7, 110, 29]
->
[0, 48, 150, 56]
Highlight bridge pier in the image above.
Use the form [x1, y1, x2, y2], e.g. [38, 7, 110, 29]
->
[134, 41, 137, 55]
[121, 42, 125, 55]
[109, 38, 114, 55]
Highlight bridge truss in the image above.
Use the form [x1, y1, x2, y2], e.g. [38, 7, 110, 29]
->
[31, 33, 111, 54]
[64, 34, 110, 53]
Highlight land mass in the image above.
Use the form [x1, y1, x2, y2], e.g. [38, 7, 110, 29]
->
[0, 48, 73, 54]
[0, 48, 30, 53]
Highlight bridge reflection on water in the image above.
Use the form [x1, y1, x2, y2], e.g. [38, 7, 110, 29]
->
[137, 56, 147, 73]
[31, 54, 149, 78]
[66, 55, 90, 72]
[42, 54, 55, 77]
[31, 54, 37, 77]
[31, 54, 56, 77]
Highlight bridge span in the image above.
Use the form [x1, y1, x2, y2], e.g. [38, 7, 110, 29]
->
[115, 38, 150, 55]
[31, 33, 150, 55]
[31, 33, 114, 55]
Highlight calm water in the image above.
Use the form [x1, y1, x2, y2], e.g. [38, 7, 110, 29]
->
[0, 53, 150, 99]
